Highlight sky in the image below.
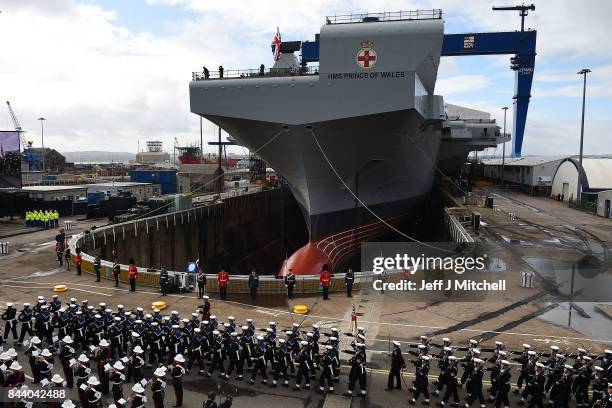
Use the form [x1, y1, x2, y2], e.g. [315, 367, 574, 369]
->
[0, 0, 611, 157]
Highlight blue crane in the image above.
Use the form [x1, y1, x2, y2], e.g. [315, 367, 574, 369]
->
[441, 4, 537, 157]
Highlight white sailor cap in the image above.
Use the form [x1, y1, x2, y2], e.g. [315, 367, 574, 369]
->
[114, 317, 121, 321]
[418, 344, 426, 349]
[564, 364, 573, 370]
[133, 346, 144, 353]
[203, 295, 209, 300]
[420, 335, 428, 340]
[113, 361, 125, 370]
[246, 318, 253, 323]
[594, 366, 604, 371]
[194, 328, 201, 333]
[443, 346, 452, 352]
[312, 324, 319, 329]
[213, 330, 220, 336]
[442, 337, 450, 342]
[87, 377, 100, 386]
[577, 347, 586, 353]
[87, 306, 94, 310]
[472, 349, 481, 355]
[202, 320, 209, 325]
[152, 322, 159, 326]
[501, 360, 510, 365]
[242, 325, 249, 330]
[192, 313, 198, 317]
[473, 358, 483, 364]
[77, 354, 89, 362]
[448, 356, 458, 361]
[135, 320, 143, 324]
[300, 341, 308, 346]
[131, 332, 140, 338]
[331, 328, 339, 332]
[330, 337, 338, 341]
[51, 374, 64, 383]
[469, 339, 478, 345]
[269, 321, 276, 326]
[306, 332, 313, 337]
[132, 383, 145, 393]
[171, 310, 179, 315]
[522, 344, 531, 349]
[325, 345, 332, 350]
[230, 332, 237, 337]
[556, 354, 565, 359]
[293, 323, 299, 327]
[608, 383, 612, 388]
[38, 296, 45, 300]
[257, 336, 264, 341]
[393, 341, 401, 347]
[23, 303, 30, 307]
[499, 351, 507, 356]
[117, 304, 124, 309]
[171, 325, 179, 329]
[528, 350, 537, 356]
[99, 303, 106, 307]
[210, 315, 217, 319]
[137, 307, 143, 312]
[357, 326, 365, 331]
[145, 314, 152, 319]
[174, 354, 185, 363]
[59, 308, 65, 312]
[182, 318, 189, 323]
[550, 346, 559, 351]
[583, 356, 592, 361]
[536, 362, 545, 369]
[605, 349, 612, 354]
[421, 355, 431, 361]
[278, 338, 286, 343]
[41, 349, 52, 357]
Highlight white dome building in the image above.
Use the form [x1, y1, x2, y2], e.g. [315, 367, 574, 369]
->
[551, 157, 612, 201]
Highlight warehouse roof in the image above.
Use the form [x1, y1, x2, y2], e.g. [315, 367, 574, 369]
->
[481, 156, 568, 167]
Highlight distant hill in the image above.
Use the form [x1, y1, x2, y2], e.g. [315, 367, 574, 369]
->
[62, 151, 135, 163]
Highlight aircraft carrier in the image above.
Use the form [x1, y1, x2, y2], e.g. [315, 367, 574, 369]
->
[189, 10, 507, 275]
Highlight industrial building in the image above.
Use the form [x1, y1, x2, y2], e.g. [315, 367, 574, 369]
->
[481, 156, 566, 195]
[130, 169, 178, 194]
[135, 141, 170, 164]
[551, 157, 612, 202]
[84, 182, 161, 201]
[20, 185, 88, 202]
[177, 163, 225, 193]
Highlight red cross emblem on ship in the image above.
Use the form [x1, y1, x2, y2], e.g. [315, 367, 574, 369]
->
[356, 41, 377, 69]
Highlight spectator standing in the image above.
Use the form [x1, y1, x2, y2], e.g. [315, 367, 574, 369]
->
[218, 267, 229, 300]
[197, 265, 206, 299]
[93, 255, 101, 282]
[128, 258, 138, 292]
[320, 265, 331, 300]
[218, 65, 224, 79]
[248, 269, 259, 304]
[112, 260, 120, 287]
[64, 247, 71, 271]
[284, 269, 296, 300]
[160, 268, 169, 297]
[345, 268, 354, 298]
[75, 249, 82, 276]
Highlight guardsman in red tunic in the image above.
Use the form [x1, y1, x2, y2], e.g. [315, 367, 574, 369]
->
[217, 267, 229, 301]
[319, 264, 331, 300]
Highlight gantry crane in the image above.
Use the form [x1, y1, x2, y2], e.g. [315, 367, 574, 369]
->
[6, 101, 31, 151]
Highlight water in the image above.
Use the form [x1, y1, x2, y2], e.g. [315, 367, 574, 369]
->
[539, 302, 612, 341]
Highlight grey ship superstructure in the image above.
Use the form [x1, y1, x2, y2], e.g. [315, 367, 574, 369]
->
[189, 10, 505, 275]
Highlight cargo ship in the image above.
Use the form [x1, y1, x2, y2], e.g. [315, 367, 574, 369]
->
[189, 10, 505, 275]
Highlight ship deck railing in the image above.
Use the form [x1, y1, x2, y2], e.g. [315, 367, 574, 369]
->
[446, 116, 498, 124]
[325, 9, 442, 24]
[192, 65, 319, 81]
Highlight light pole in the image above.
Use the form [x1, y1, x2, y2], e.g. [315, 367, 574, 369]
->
[38, 117, 46, 172]
[576, 68, 591, 204]
[501, 107, 508, 185]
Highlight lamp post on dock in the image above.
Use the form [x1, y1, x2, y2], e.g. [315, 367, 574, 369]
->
[576, 68, 591, 205]
[38, 117, 46, 172]
[501, 106, 508, 186]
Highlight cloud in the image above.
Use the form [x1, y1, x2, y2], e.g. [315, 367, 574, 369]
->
[0, 0, 611, 159]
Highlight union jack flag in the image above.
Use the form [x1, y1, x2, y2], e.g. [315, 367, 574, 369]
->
[272, 27, 282, 61]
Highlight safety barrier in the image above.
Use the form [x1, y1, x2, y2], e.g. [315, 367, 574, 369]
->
[444, 208, 474, 243]
[0, 241, 9, 255]
[520, 271, 535, 288]
[67, 202, 367, 294]
[64, 220, 74, 230]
